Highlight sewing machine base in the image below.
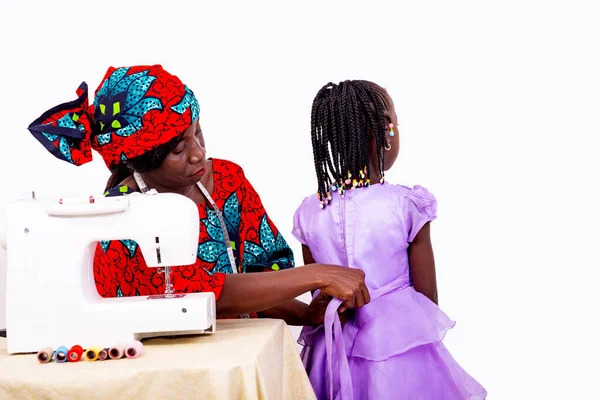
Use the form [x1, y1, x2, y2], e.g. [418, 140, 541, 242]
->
[6, 292, 216, 355]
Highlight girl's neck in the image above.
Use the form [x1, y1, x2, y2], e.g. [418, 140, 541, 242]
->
[368, 160, 384, 184]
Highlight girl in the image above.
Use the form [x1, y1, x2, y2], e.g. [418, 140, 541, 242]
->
[292, 80, 487, 399]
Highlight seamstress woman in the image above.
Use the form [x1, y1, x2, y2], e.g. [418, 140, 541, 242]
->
[27, 65, 369, 324]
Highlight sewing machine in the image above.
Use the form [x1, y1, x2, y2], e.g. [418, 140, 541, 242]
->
[0, 191, 216, 355]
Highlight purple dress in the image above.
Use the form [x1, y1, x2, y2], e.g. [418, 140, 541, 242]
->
[292, 183, 487, 400]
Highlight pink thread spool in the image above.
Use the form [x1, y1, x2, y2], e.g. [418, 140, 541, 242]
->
[125, 341, 143, 359]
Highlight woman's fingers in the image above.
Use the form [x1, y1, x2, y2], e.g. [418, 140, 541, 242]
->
[319, 266, 370, 313]
[362, 283, 371, 305]
[354, 291, 365, 309]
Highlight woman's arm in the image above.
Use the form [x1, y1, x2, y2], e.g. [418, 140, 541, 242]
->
[257, 299, 312, 326]
[302, 245, 317, 295]
[407, 222, 438, 304]
[216, 263, 369, 316]
[256, 246, 349, 325]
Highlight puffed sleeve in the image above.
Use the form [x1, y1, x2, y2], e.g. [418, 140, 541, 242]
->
[403, 185, 438, 243]
[292, 200, 308, 246]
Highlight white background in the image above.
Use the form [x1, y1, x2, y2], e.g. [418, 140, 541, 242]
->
[1, 1, 599, 398]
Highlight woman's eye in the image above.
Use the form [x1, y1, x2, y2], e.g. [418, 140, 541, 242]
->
[172, 146, 185, 154]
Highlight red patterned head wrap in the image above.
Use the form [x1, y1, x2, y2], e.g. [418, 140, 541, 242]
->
[28, 65, 200, 171]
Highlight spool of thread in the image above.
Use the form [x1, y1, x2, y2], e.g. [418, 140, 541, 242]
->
[68, 345, 84, 362]
[108, 343, 127, 360]
[97, 348, 110, 361]
[55, 346, 68, 363]
[85, 347, 103, 362]
[37, 347, 54, 363]
[125, 341, 143, 359]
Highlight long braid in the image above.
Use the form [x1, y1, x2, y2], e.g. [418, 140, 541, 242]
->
[322, 94, 337, 191]
[310, 87, 328, 202]
[329, 95, 342, 183]
[339, 82, 353, 189]
[353, 83, 380, 173]
[309, 80, 391, 208]
[346, 85, 359, 186]
[348, 84, 368, 185]
[317, 95, 331, 197]
[353, 81, 388, 180]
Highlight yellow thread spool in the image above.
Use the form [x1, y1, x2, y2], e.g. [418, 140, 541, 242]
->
[85, 347, 103, 362]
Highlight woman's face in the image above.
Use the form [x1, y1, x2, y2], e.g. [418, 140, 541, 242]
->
[143, 119, 208, 188]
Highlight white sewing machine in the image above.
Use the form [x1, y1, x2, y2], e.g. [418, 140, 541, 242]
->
[0, 191, 216, 355]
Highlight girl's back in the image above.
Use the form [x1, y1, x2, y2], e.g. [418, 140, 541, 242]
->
[293, 183, 436, 290]
[294, 79, 486, 399]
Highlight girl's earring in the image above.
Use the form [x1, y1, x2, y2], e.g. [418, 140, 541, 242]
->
[384, 123, 394, 150]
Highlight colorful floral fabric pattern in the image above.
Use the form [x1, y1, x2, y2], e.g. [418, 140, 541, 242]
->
[28, 65, 200, 171]
[197, 192, 241, 274]
[93, 159, 295, 305]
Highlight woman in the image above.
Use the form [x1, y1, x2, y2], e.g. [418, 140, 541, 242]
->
[27, 65, 369, 324]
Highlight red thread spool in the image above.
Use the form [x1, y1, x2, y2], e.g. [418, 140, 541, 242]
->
[68, 345, 84, 362]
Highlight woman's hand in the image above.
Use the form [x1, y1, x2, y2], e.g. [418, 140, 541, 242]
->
[216, 263, 369, 317]
[304, 292, 331, 326]
[316, 266, 370, 313]
[305, 292, 356, 326]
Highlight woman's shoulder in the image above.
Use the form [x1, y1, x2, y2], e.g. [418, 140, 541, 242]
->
[211, 158, 246, 179]
[210, 158, 251, 198]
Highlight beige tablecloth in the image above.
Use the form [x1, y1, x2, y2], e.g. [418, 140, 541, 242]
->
[0, 319, 316, 400]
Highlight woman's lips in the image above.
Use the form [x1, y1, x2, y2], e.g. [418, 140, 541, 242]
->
[191, 168, 206, 178]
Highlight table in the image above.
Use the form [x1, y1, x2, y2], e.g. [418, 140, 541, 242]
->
[0, 319, 317, 400]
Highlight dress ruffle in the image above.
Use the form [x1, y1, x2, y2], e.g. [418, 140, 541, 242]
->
[299, 286, 486, 399]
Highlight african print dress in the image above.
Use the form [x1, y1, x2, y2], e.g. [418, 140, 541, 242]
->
[93, 158, 295, 314]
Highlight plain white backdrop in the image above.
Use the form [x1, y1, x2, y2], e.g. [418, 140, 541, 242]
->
[1, 1, 599, 398]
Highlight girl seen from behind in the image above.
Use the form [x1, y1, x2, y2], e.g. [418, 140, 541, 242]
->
[292, 80, 486, 399]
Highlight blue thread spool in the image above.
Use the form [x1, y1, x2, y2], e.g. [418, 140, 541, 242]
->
[55, 346, 68, 363]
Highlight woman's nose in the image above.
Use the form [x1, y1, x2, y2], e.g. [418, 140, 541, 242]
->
[189, 140, 206, 164]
